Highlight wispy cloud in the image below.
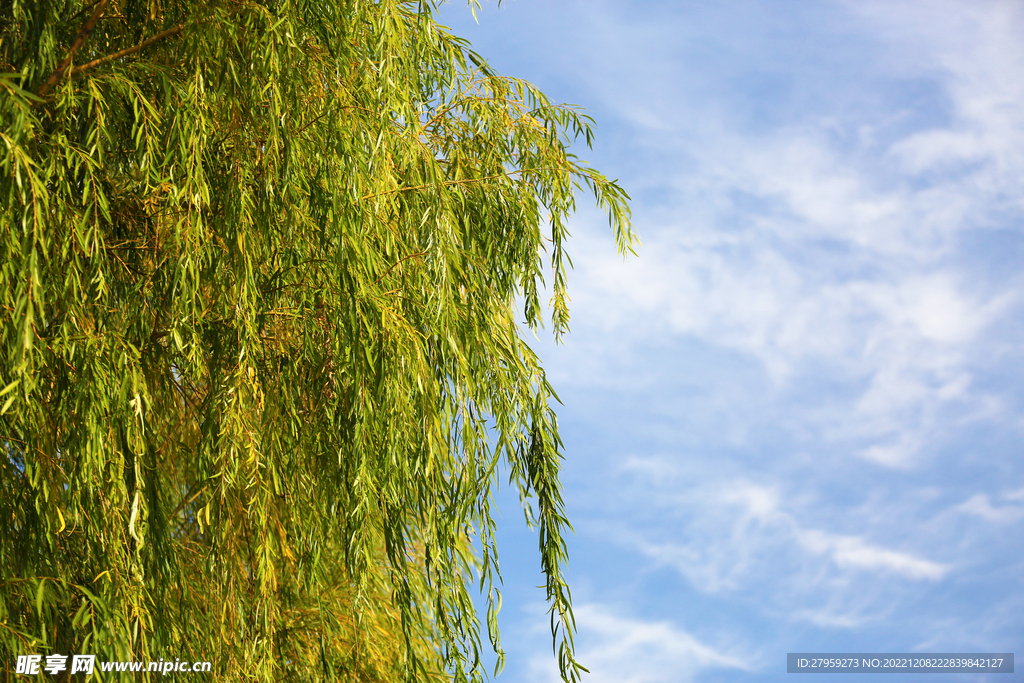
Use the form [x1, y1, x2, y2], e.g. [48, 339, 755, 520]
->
[539, 0, 1024, 471]
[797, 530, 949, 580]
[953, 493, 1024, 524]
[619, 472, 951, 613]
[526, 604, 752, 683]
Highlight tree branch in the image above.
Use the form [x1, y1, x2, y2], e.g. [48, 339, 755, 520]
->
[361, 171, 524, 201]
[67, 23, 187, 79]
[169, 480, 207, 520]
[373, 251, 427, 285]
[39, 0, 110, 97]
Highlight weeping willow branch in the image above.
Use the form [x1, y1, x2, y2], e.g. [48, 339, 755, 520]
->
[38, 0, 109, 96]
[66, 22, 188, 79]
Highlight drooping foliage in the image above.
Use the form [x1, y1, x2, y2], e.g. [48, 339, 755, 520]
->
[0, 0, 633, 680]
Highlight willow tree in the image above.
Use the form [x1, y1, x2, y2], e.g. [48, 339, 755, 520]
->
[0, 0, 632, 680]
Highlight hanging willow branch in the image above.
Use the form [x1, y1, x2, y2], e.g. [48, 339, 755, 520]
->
[66, 22, 188, 79]
[38, 0, 110, 96]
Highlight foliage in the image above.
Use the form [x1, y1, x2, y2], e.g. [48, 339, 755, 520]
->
[0, 0, 633, 680]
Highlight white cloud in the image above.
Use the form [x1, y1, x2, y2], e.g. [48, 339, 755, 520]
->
[1003, 487, 1024, 502]
[526, 604, 751, 683]
[858, 435, 923, 470]
[797, 529, 950, 580]
[546, 0, 1024, 473]
[606, 473, 954, 628]
[789, 607, 875, 630]
[954, 493, 1024, 524]
[563, 209, 1013, 465]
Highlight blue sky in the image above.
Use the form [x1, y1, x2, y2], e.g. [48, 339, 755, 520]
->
[435, 1, 1024, 681]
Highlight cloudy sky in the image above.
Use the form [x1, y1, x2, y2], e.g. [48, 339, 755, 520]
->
[435, 1, 1024, 681]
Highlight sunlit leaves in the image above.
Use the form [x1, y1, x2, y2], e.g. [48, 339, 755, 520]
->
[0, 1, 632, 681]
